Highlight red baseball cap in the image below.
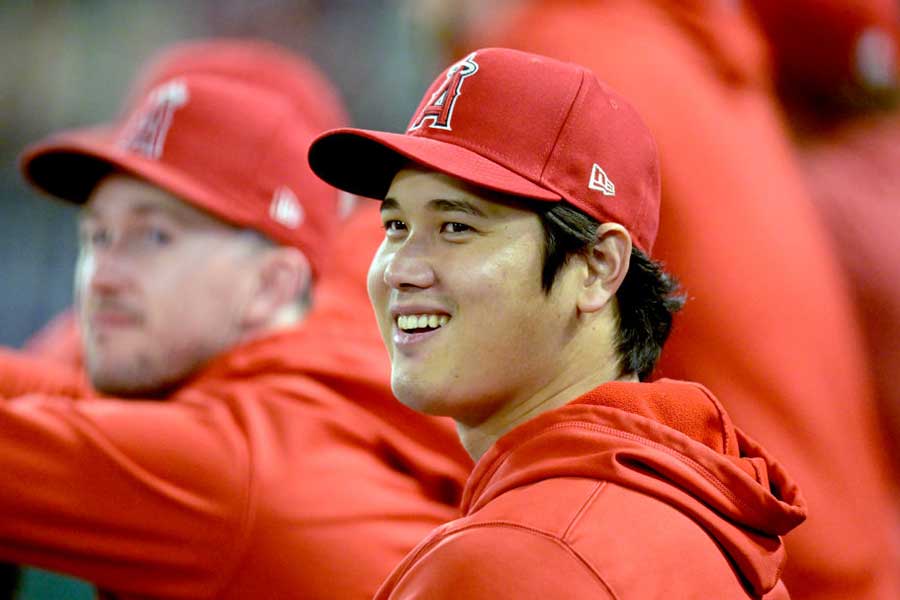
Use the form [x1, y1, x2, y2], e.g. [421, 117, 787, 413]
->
[308, 47, 660, 253]
[19, 39, 349, 277]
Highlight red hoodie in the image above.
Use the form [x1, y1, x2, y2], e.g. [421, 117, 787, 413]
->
[375, 379, 807, 599]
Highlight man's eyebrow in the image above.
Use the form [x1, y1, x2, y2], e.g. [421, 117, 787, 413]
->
[80, 203, 170, 218]
[80, 202, 208, 225]
[380, 197, 487, 218]
[78, 206, 98, 222]
[429, 198, 487, 217]
[132, 204, 176, 219]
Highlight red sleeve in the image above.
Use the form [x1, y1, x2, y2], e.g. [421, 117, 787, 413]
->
[0, 348, 90, 398]
[0, 390, 252, 599]
[382, 527, 614, 600]
[22, 308, 84, 370]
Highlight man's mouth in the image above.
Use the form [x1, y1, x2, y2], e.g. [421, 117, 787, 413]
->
[396, 313, 450, 334]
[89, 307, 143, 329]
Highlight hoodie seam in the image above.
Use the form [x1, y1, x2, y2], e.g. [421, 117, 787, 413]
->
[467, 447, 518, 511]
[535, 421, 769, 522]
[694, 385, 733, 456]
[444, 521, 621, 599]
[562, 480, 608, 541]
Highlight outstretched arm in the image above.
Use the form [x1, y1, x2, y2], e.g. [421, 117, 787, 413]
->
[0, 389, 253, 599]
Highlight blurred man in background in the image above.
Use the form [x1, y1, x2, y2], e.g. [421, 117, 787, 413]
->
[408, 1, 900, 598]
[0, 39, 470, 599]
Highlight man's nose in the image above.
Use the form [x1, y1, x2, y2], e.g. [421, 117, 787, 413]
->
[383, 239, 436, 291]
[81, 248, 134, 296]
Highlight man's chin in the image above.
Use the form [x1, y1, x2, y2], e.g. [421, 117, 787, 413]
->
[391, 377, 458, 418]
[88, 363, 178, 399]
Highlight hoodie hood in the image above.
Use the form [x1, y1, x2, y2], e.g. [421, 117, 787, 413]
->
[461, 379, 807, 596]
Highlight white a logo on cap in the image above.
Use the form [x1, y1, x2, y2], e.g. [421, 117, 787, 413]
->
[270, 186, 304, 229]
[408, 52, 479, 132]
[119, 79, 189, 159]
[588, 163, 616, 196]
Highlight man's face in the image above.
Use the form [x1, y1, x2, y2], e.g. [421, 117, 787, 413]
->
[368, 168, 581, 427]
[76, 174, 260, 396]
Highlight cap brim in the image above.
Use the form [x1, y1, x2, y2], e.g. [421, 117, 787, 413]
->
[308, 128, 562, 202]
[20, 127, 125, 204]
[19, 128, 247, 227]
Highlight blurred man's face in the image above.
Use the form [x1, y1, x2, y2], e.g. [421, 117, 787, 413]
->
[367, 168, 580, 427]
[76, 174, 260, 396]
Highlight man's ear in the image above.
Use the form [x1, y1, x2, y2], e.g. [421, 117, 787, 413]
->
[242, 247, 311, 329]
[577, 223, 632, 314]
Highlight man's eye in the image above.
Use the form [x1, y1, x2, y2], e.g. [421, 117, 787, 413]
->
[143, 227, 172, 246]
[383, 219, 407, 233]
[130, 225, 173, 248]
[441, 222, 472, 234]
[86, 228, 112, 248]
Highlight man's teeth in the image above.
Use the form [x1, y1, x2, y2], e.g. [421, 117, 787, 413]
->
[397, 314, 450, 331]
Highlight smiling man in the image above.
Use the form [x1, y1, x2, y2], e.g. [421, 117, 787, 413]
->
[0, 40, 471, 599]
[309, 47, 807, 598]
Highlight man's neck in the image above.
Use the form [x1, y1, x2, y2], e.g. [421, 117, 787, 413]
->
[456, 367, 638, 461]
[237, 303, 308, 347]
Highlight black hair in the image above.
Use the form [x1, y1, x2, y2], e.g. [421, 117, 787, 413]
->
[537, 202, 684, 380]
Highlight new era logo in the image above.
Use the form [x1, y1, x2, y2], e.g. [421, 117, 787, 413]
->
[588, 163, 616, 196]
[270, 186, 304, 229]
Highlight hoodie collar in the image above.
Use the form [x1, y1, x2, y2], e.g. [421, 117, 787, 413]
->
[461, 378, 807, 595]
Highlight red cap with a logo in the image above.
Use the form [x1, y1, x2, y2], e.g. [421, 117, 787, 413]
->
[20, 39, 349, 276]
[308, 47, 660, 253]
